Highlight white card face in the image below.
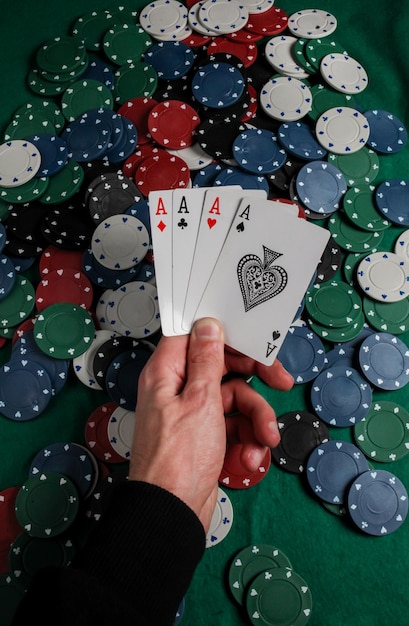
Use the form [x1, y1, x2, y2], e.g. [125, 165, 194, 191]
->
[193, 197, 330, 364]
[182, 187, 266, 332]
[148, 190, 174, 335]
[172, 188, 209, 334]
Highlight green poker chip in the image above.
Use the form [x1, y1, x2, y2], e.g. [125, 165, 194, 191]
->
[0, 574, 26, 622]
[0, 176, 49, 204]
[304, 38, 347, 71]
[0, 198, 10, 221]
[14, 471, 80, 538]
[362, 295, 409, 334]
[38, 59, 88, 85]
[328, 210, 384, 253]
[328, 147, 380, 186]
[354, 401, 409, 462]
[39, 160, 84, 204]
[308, 83, 353, 122]
[103, 23, 153, 66]
[34, 302, 95, 358]
[36, 35, 88, 75]
[28, 68, 72, 97]
[61, 78, 114, 122]
[0, 275, 35, 328]
[113, 62, 158, 105]
[72, 9, 118, 51]
[342, 185, 390, 232]
[292, 38, 315, 74]
[343, 252, 367, 285]
[308, 310, 365, 343]
[306, 280, 362, 328]
[3, 111, 56, 141]
[228, 544, 293, 606]
[246, 567, 313, 626]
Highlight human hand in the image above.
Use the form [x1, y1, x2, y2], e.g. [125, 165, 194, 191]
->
[129, 318, 293, 532]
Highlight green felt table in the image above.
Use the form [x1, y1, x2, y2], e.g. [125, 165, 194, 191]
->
[1, 1, 409, 625]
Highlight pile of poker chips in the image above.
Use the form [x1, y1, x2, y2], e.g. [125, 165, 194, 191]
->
[0, 0, 409, 624]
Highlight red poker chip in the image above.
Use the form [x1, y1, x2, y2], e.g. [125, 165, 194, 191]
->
[11, 316, 37, 346]
[181, 32, 212, 48]
[244, 6, 288, 35]
[0, 486, 23, 574]
[241, 83, 258, 122]
[35, 268, 94, 312]
[39, 245, 84, 277]
[147, 100, 201, 150]
[135, 150, 190, 196]
[0, 336, 7, 350]
[218, 443, 271, 489]
[85, 402, 125, 465]
[117, 97, 158, 145]
[122, 143, 161, 178]
[206, 36, 258, 68]
[226, 29, 263, 43]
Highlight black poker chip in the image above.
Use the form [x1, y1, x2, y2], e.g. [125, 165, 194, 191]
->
[315, 235, 342, 283]
[271, 411, 330, 474]
[4, 230, 45, 258]
[79, 160, 124, 186]
[6, 202, 51, 247]
[41, 204, 94, 250]
[196, 118, 247, 161]
[92, 335, 150, 391]
[86, 172, 144, 224]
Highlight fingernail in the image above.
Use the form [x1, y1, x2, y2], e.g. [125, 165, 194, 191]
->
[194, 318, 221, 340]
[268, 420, 279, 435]
[248, 448, 265, 469]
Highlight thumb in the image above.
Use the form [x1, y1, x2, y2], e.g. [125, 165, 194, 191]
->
[186, 318, 225, 390]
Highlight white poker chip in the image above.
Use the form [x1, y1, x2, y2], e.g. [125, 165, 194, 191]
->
[107, 406, 135, 460]
[198, 0, 249, 35]
[242, 0, 275, 14]
[287, 9, 337, 39]
[139, 0, 188, 38]
[320, 53, 368, 94]
[188, 1, 216, 35]
[153, 24, 193, 42]
[315, 107, 370, 155]
[91, 215, 150, 270]
[260, 76, 312, 121]
[98, 282, 161, 338]
[356, 252, 409, 302]
[264, 36, 310, 79]
[72, 329, 118, 390]
[166, 142, 214, 170]
[0, 140, 41, 188]
[206, 487, 233, 548]
[394, 228, 409, 263]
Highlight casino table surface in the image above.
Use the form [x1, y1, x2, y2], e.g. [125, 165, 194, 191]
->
[1, 1, 409, 625]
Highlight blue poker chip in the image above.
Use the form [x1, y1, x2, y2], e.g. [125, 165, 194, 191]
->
[358, 331, 409, 390]
[103, 117, 138, 163]
[105, 345, 153, 410]
[191, 62, 245, 109]
[12, 331, 69, 395]
[0, 253, 16, 301]
[214, 166, 269, 193]
[192, 163, 227, 187]
[296, 160, 347, 215]
[322, 345, 356, 370]
[0, 357, 53, 421]
[310, 364, 373, 427]
[26, 134, 69, 177]
[348, 469, 408, 536]
[374, 179, 409, 226]
[61, 114, 112, 162]
[82, 247, 141, 289]
[0, 222, 6, 253]
[335, 324, 375, 349]
[132, 259, 155, 283]
[278, 122, 327, 161]
[29, 441, 97, 498]
[364, 109, 408, 154]
[81, 59, 115, 90]
[277, 325, 325, 384]
[306, 439, 370, 504]
[125, 200, 151, 233]
[173, 597, 185, 626]
[232, 128, 287, 174]
[143, 41, 195, 80]
[8, 255, 36, 273]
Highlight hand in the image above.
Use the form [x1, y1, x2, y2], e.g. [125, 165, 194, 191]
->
[129, 318, 293, 532]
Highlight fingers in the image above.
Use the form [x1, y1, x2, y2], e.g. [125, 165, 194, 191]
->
[138, 333, 190, 397]
[224, 348, 294, 391]
[184, 318, 225, 398]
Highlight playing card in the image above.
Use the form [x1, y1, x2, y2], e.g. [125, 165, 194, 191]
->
[148, 189, 174, 335]
[181, 186, 266, 332]
[193, 196, 330, 364]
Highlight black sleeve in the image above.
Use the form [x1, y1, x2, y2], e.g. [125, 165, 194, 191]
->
[12, 480, 206, 626]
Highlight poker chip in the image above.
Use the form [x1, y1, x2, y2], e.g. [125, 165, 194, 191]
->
[139, 0, 188, 38]
[39, 246, 84, 277]
[306, 440, 369, 504]
[81, 59, 115, 90]
[85, 402, 126, 464]
[0, 254, 16, 301]
[342, 185, 390, 232]
[244, 5, 288, 35]
[328, 147, 380, 186]
[272, 411, 329, 474]
[206, 487, 233, 548]
[114, 61, 159, 105]
[35, 268, 93, 312]
[29, 441, 97, 498]
[117, 97, 158, 145]
[191, 62, 245, 109]
[85, 469, 129, 523]
[206, 36, 257, 69]
[91, 215, 149, 270]
[105, 345, 153, 410]
[364, 109, 408, 154]
[102, 23, 153, 66]
[259, 76, 312, 122]
[296, 161, 347, 215]
[72, 329, 118, 390]
[310, 364, 372, 427]
[277, 122, 327, 161]
[277, 325, 325, 384]
[320, 53, 368, 94]
[306, 280, 362, 328]
[40, 160, 84, 204]
[362, 295, 409, 335]
[374, 179, 409, 226]
[103, 117, 138, 163]
[358, 331, 409, 390]
[288, 8, 337, 39]
[328, 211, 384, 253]
[34, 302, 95, 359]
[308, 310, 366, 344]
[347, 469, 408, 536]
[134, 151, 190, 195]
[304, 38, 348, 72]
[219, 443, 271, 489]
[356, 251, 409, 302]
[167, 142, 214, 170]
[315, 235, 341, 282]
[0, 274, 35, 329]
[246, 567, 313, 626]
[232, 128, 286, 174]
[395, 228, 409, 263]
[228, 544, 293, 606]
[307, 83, 352, 122]
[28, 134, 69, 178]
[107, 405, 135, 460]
[147, 100, 200, 149]
[0, 174, 49, 204]
[322, 345, 356, 370]
[0, 486, 22, 572]
[264, 35, 309, 79]
[144, 41, 195, 80]
[0, 140, 42, 188]
[214, 166, 269, 193]
[197, 118, 247, 160]
[197, 0, 249, 35]
[353, 401, 409, 463]
[315, 107, 370, 154]
[91, 335, 146, 389]
[36, 35, 87, 75]
[61, 79, 114, 122]
[87, 172, 144, 223]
